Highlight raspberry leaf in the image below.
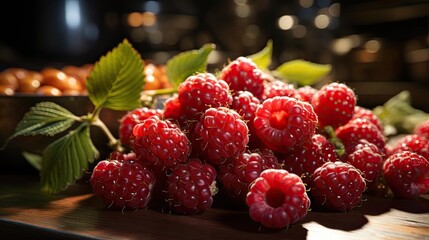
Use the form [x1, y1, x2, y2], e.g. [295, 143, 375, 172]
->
[166, 43, 215, 88]
[248, 39, 273, 71]
[87, 39, 145, 111]
[22, 151, 43, 171]
[41, 124, 99, 194]
[2, 101, 79, 149]
[274, 59, 331, 86]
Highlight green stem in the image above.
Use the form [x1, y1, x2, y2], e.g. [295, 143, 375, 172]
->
[141, 87, 177, 98]
[92, 117, 123, 152]
[324, 126, 345, 157]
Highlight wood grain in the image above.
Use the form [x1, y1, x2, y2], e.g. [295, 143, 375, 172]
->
[0, 175, 428, 240]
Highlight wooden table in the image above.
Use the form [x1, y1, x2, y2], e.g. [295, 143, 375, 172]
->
[1, 174, 428, 240]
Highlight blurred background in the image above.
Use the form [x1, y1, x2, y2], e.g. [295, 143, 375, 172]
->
[1, 0, 428, 111]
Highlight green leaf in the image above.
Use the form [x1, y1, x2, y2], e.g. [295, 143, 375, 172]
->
[22, 151, 43, 171]
[248, 40, 273, 70]
[2, 102, 78, 149]
[166, 43, 215, 88]
[274, 59, 332, 86]
[87, 39, 145, 111]
[41, 123, 99, 194]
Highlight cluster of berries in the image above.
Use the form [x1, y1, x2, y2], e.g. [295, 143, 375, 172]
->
[90, 56, 429, 229]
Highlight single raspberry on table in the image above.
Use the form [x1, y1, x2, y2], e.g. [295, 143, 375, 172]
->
[166, 159, 217, 214]
[414, 119, 429, 139]
[219, 148, 280, 205]
[90, 159, 156, 210]
[310, 161, 366, 211]
[253, 96, 318, 153]
[279, 133, 337, 186]
[118, 107, 163, 148]
[219, 56, 266, 99]
[351, 106, 383, 132]
[311, 82, 356, 129]
[133, 115, 191, 171]
[260, 80, 296, 101]
[178, 72, 232, 120]
[194, 107, 249, 165]
[383, 151, 429, 198]
[246, 169, 311, 229]
[389, 134, 429, 160]
[346, 139, 384, 184]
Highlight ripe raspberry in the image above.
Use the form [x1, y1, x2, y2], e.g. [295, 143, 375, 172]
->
[219, 149, 280, 205]
[178, 73, 232, 120]
[108, 151, 137, 162]
[346, 139, 384, 184]
[351, 106, 383, 131]
[119, 107, 163, 148]
[246, 169, 310, 229]
[311, 82, 356, 129]
[279, 134, 337, 185]
[311, 161, 366, 211]
[219, 56, 266, 99]
[253, 96, 318, 153]
[90, 159, 155, 209]
[383, 151, 429, 198]
[335, 118, 386, 155]
[133, 116, 191, 171]
[163, 95, 186, 125]
[166, 159, 217, 214]
[261, 80, 296, 101]
[389, 134, 429, 160]
[295, 85, 317, 103]
[194, 107, 249, 165]
[414, 119, 429, 139]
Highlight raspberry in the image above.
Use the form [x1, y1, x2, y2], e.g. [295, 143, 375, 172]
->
[346, 139, 384, 184]
[311, 161, 366, 211]
[389, 134, 429, 160]
[351, 106, 383, 132]
[219, 57, 266, 99]
[414, 119, 429, 139]
[383, 151, 429, 198]
[295, 85, 317, 103]
[108, 151, 137, 162]
[119, 107, 163, 148]
[163, 95, 186, 125]
[90, 159, 155, 209]
[311, 82, 356, 129]
[279, 134, 337, 185]
[166, 159, 217, 214]
[133, 115, 191, 171]
[246, 169, 310, 229]
[219, 149, 280, 205]
[335, 118, 386, 155]
[194, 107, 249, 165]
[261, 80, 296, 101]
[253, 96, 318, 153]
[178, 72, 232, 120]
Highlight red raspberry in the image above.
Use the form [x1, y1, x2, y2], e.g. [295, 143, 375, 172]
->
[177, 73, 232, 120]
[261, 80, 296, 101]
[119, 107, 163, 148]
[253, 96, 318, 153]
[163, 95, 186, 125]
[279, 134, 337, 185]
[90, 159, 155, 209]
[246, 169, 310, 229]
[133, 116, 191, 171]
[219, 149, 280, 205]
[194, 107, 249, 165]
[346, 139, 384, 184]
[335, 118, 386, 156]
[414, 119, 429, 139]
[311, 82, 356, 129]
[108, 151, 137, 162]
[295, 85, 317, 103]
[219, 57, 266, 99]
[166, 159, 217, 214]
[383, 151, 429, 198]
[351, 106, 383, 131]
[311, 161, 366, 211]
[389, 134, 429, 160]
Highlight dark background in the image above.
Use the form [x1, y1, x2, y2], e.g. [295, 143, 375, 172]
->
[1, 0, 428, 110]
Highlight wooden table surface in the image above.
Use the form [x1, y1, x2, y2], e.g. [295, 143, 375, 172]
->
[0, 174, 428, 240]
